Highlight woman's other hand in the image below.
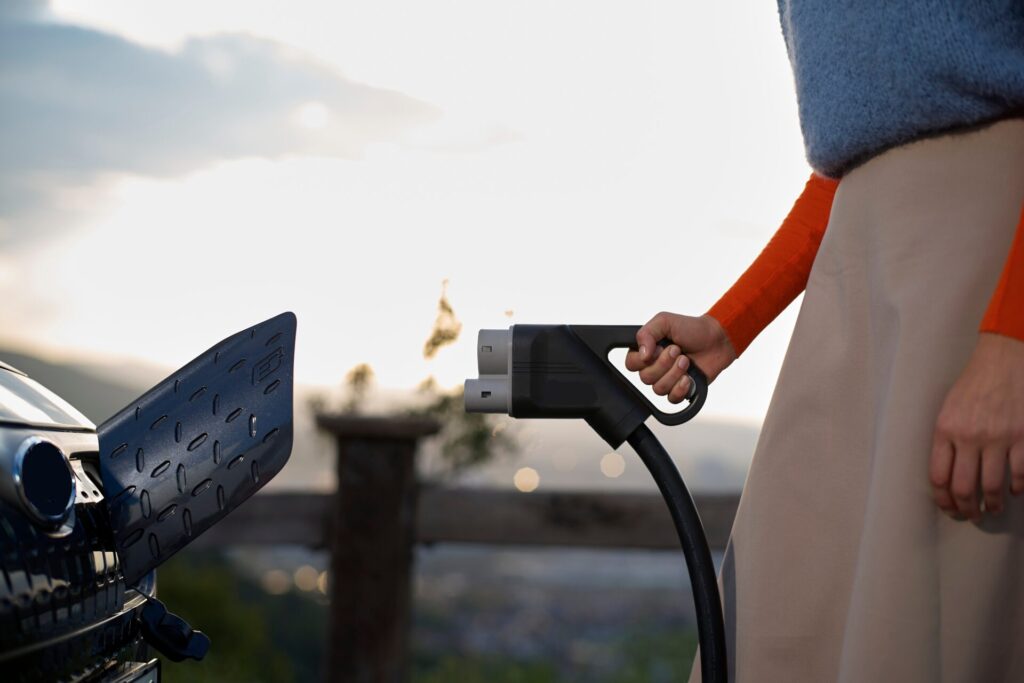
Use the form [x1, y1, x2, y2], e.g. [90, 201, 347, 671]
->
[930, 333, 1024, 521]
[624, 312, 737, 404]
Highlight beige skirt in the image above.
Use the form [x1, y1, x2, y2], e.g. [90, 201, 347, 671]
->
[689, 118, 1024, 683]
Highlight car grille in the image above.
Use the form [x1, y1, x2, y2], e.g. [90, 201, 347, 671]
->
[0, 453, 146, 682]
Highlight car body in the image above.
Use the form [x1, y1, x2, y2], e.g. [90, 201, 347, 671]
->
[0, 360, 159, 682]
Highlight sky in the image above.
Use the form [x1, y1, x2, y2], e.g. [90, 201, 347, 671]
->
[0, 0, 814, 423]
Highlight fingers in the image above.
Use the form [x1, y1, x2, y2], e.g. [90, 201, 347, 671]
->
[625, 346, 655, 372]
[668, 359, 694, 404]
[628, 340, 694, 404]
[950, 445, 982, 522]
[931, 429, 1016, 521]
[639, 344, 680, 386]
[652, 353, 690, 400]
[1011, 443, 1024, 496]
[929, 436, 957, 516]
[980, 448, 1008, 516]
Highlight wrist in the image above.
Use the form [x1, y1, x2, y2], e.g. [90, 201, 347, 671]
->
[698, 314, 737, 379]
[975, 331, 1024, 366]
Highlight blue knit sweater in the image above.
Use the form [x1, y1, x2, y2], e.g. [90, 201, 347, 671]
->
[778, 1, 1024, 178]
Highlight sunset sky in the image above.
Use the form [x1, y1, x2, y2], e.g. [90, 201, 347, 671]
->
[1, 0, 813, 423]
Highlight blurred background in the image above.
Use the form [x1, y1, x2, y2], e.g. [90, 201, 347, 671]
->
[2, 0, 814, 680]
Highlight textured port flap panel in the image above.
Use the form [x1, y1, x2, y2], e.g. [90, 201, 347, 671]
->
[98, 312, 296, 585]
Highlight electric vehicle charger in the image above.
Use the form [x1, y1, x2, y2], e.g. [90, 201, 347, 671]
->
[465, 324, 727, 683]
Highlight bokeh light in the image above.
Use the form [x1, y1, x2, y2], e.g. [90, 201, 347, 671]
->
[294, 564, 319, 592]
[261, 569, 291, 595]
[513, 467, 540, 492]
[600, 452, 626, 478]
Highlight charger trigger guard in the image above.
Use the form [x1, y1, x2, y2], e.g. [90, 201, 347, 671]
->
[647, 364, 708, 426]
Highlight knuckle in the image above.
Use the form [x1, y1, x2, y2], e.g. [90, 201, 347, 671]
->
[972, 426, 995, 442]
[952, 426, 983, 444]
[950, 482, 974, 501]
[937, 417, 985, 443]
[982, 479, 1002, 495]
[929, 468, 950, 488]
[935, 413, 957, 437]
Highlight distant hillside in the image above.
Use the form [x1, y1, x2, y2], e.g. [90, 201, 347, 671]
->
[0, 346, 151, 425]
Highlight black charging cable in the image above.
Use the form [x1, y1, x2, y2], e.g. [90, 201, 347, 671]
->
[627, 423, 727, 682]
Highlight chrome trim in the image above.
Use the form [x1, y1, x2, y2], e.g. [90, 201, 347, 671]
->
[0, 591, 147, 663]
[0, 360, 27, 376]
[12, 436, 77, 529]
[0, 418, 96, 434]
[134, 570, 158, 599]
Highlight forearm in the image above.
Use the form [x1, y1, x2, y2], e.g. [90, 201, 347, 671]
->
[706, 173, 840, 356]
[979, 202, 1024, 341]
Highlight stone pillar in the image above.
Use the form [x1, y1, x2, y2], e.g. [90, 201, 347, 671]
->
[316, 415, 440, 683]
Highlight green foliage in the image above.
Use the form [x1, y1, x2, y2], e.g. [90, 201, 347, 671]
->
[414, 655, 558, 683]
[155, 551, 697, 682]
[155, 551, 326, 683]
[411, 380, 516, 479]
[341, 363, 374, 413]
[409, 628, 697, 683]
[607, 627, 699, 683]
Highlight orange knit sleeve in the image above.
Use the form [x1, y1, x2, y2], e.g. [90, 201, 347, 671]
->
[706, 173, 839, 356]
[979, 203, 1024, 341]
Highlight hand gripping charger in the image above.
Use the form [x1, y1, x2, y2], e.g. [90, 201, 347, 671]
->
[465, 325, 727, 683]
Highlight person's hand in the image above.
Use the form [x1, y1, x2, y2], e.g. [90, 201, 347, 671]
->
[624, 312, 737, 403]
[930, 333, 1024, 522]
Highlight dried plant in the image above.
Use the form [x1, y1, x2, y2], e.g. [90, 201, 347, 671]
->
[422, 279, 463, 360]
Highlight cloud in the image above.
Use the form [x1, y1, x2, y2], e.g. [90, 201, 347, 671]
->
[0, 7, 440, 247]
[0, 0, 46, 21]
